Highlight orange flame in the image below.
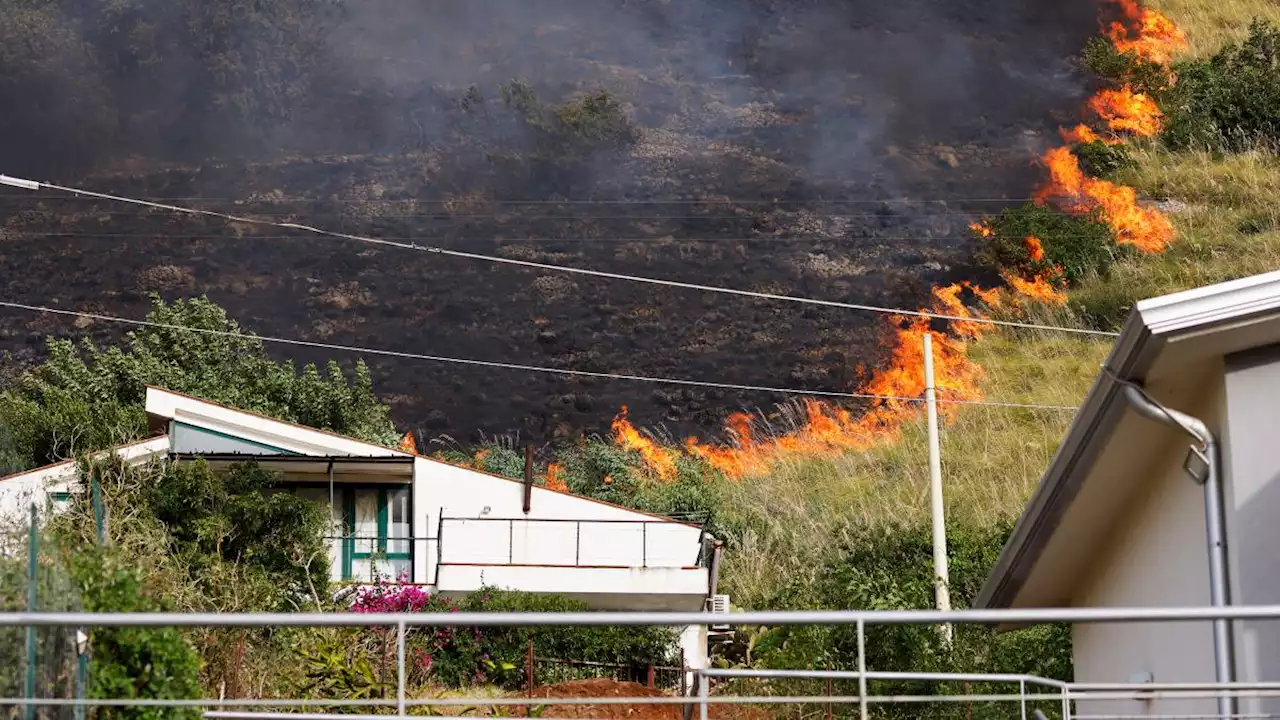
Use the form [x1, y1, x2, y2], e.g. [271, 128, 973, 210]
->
[1002, 272, 1068, 306]
[1062, 124, 1109, 145]
[1106, 0, 1188, 65]
[1024, 236, 1047, 263]
[1089, 86, 1163, 137]
[612, 406, 678, 482]
[970, 221, 995, 239]
[545, 463, 568, 492]
[397, 431, 418, 454]
[680, 284, 993, 479]
[1039, 146, 1174, 252]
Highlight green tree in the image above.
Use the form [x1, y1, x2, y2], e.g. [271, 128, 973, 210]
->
[66, 546, 201, 720]
[749, 521, 1071, 719]
[0, 295, 398, 469]
[140, 460, 332, 600]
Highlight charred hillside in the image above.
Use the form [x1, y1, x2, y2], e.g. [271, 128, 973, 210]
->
[0, 0, 1103, 445]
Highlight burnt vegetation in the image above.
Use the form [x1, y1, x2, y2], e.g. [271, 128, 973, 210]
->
[0, 0, 1103, 445]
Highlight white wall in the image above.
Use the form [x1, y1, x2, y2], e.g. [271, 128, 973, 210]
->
[1223, 343, 1280, 718]
[413, 458, 705, 586]
[1070, 381, 1222, 719]
[0, 437, 170, 528]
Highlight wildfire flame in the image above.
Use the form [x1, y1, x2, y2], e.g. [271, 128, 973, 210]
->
[1062, 124, 1109, 145]
[545, 463, 568, 492]
[1106, 0, 1189, 64]
[397, 431, 418, 454]
[612, 406, 678, 482]
[1024, 236, 1046, 263]
[1039, 146, 1174, 252]
[1089, 86, 1163, 137]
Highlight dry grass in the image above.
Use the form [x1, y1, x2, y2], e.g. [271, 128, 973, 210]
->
[710, 1, 1279, 605]
[714, 331, 1108, 606]
[1150, 0, 1280, 57]
[1069, 145, 1280, 323]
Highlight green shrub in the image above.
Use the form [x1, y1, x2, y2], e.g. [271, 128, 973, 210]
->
[745, 521, 1071, 719]
[974, 203, 1119, 284]
[1081, 36, 1176, 96]
[140, 460, 331, 601]
[67, 548, 201, 720]
[1073, 140, 1135, 178]
[1162, 20, 1280, 151]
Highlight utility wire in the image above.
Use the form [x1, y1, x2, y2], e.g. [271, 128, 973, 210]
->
[0, 300, 1082, 412]
[3, 193, 1045, 204]
[2, 231, 1118, 243]
[0, 174, 1120, 338]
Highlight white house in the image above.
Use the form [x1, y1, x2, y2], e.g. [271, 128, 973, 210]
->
[0, 386, 723, 669]
[977, 269, 1280, 719]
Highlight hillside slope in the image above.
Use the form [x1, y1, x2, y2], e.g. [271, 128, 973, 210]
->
[0, 0, 1103, 445]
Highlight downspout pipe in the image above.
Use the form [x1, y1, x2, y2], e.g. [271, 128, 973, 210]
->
[1121, 383, 1235, 719]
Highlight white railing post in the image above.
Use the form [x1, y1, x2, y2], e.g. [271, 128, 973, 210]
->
[923, 333, 954, 646]
[698, 669, 709, 720]
[857, 619, 868, 720]
[1020, 678, 1027, 720]
[396, 620, 406, 717]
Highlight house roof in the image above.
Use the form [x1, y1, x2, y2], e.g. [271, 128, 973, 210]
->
[0, 435, 171, 485]
[977, 269, 1280, 610]
[147, 387, 703, 528]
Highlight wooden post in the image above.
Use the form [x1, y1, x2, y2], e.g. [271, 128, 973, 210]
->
[522, 445, 534, 514]
[647, 665, 656, 688]
[526, 638, 535, 697]
[827, 678, 833, 720]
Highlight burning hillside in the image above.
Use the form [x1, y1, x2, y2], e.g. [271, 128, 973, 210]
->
[606, 0, 1189, 480]
[1, 0, 1109, 445]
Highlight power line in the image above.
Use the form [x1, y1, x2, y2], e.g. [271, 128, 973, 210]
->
[3, 193, 1044, 205]
[0, 174, 1120, 338]
[0, 300, 1082, 412]
[1, 231, 1115, 243]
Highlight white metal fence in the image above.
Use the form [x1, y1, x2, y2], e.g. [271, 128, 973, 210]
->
[3, 605, 1280, 720]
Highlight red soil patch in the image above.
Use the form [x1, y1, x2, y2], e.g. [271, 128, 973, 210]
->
[531, 679, 766, 720]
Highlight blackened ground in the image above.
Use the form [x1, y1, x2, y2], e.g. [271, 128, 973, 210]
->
[0, 0, 1106, 447]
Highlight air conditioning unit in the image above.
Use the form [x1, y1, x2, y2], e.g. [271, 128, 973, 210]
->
[709, 594, 731, 633]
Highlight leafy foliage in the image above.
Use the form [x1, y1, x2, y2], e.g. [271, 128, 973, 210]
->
[1162, 20, 1280, 151]
[740, 521, 1071, 719]
[139, 460, 331, 601]
[1081, 35, 1177, 96]
[500, 79, 640, 158]
[974, 202, 1120, 284]
[0, 295, 398, 468]
[1072, 140, 1135, 179]
[66, 547, 201, 720]
[343, 582, 677, 690]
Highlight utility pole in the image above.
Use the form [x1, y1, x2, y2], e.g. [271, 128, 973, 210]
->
[923, 333, 953, 645]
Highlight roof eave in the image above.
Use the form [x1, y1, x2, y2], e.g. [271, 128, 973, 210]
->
[978, 268, 1280, 610]
[976, 309, 1157, 609]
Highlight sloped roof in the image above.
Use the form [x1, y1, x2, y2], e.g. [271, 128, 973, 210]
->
[978, 269, 1280, 609]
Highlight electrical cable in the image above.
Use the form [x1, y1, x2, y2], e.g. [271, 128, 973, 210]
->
[0, 300, 1082, 412]
[0, 174, 1120, 338]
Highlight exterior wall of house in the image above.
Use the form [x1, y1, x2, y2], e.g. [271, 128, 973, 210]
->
[0, 437, 171, 525]
[412, 457, 708, 611]
[1223, 342, 1280, 718]
[1070, 380, 1222, 719]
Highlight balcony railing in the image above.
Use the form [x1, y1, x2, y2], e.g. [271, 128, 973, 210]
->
[437, 516, 707, 572]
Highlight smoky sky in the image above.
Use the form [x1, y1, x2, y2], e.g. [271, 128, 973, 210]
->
[2, 0, 1103, 194]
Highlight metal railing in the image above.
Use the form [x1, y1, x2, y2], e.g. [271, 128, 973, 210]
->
[437, 516, 707, 569]
[4, 605, 1280, 720]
